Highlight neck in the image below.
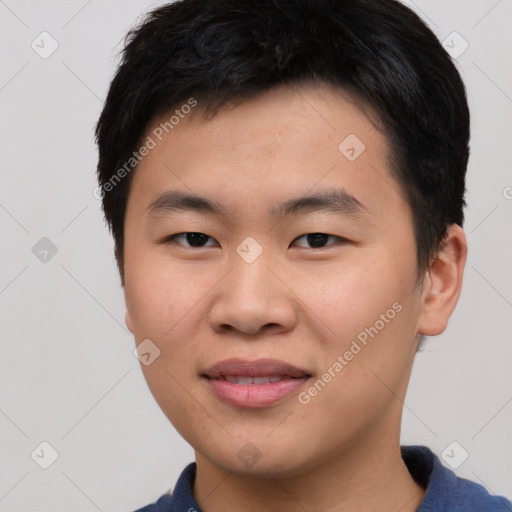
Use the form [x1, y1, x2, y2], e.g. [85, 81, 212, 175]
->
[193, 433, 425, 512]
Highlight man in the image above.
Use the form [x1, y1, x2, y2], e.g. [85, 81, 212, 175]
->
[95, 0, 512, 510]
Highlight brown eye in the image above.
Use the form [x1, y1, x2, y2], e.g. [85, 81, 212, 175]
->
[292, 233, 343, 248]
[166, 232, 217, 247]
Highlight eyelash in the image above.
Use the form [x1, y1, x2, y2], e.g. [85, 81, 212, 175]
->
[164, 232, 347, 249]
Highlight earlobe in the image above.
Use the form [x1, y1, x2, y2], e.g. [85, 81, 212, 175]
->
[416, 224, 467, 336]
[122, 273, 134, 334]
[125, 310, 135, 334]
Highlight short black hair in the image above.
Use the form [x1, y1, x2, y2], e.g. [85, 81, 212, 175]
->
[95, 0, 470, 286]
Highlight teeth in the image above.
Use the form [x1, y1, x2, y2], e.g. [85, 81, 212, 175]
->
[253, 376, 273, 384]
[223, 375, 285, 384]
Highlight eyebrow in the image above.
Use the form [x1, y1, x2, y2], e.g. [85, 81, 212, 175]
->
[146, 188, 369, 220]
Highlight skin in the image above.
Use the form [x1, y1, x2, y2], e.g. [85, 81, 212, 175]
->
[123, 82, 467, 512]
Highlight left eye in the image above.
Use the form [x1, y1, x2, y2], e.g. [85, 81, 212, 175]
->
[292, 233, 342, 248]
[166, 232, 218, 247]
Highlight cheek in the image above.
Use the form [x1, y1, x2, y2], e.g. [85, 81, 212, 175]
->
[305, 252, 420, 383]
[125, 252, 176, 338]
[300, 261, 408, 339]
[124, 252, 218, 343]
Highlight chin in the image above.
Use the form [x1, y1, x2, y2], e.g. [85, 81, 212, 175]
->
[198, 439, 314, 479]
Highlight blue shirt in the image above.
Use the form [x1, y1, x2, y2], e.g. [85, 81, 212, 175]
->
[134, 445, 512, 511]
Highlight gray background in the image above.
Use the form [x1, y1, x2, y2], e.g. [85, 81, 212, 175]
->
[0, 1, 511, 510]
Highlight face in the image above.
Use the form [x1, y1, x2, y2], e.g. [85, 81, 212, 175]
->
[124, 83, 427, 477]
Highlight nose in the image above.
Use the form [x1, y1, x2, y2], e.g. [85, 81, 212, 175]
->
[208, 251, 298, 337]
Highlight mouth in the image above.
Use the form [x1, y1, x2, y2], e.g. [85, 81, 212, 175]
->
[211, 375, 303, 384]
[202, 358, 312, 408]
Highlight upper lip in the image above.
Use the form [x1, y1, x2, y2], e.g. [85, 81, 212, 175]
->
[203, 358, 311, 379]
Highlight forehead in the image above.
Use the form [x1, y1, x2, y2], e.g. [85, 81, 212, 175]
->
[128, 83, 408, 224]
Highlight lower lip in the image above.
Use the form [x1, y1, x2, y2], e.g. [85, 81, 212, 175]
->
[205, 377, 310, 408]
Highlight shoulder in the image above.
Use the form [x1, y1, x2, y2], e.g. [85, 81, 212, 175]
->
[402, 445, 512, 512]
[133, 493, 173, 512]
[131, 462, 199, 512]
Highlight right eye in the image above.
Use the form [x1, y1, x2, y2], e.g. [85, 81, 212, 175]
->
[164, 232, 218, 248]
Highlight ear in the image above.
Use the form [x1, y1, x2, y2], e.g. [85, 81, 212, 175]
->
[125, 309, 135, 334]
[124, 284, 135, 334]
[416, 224, 467, 336]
